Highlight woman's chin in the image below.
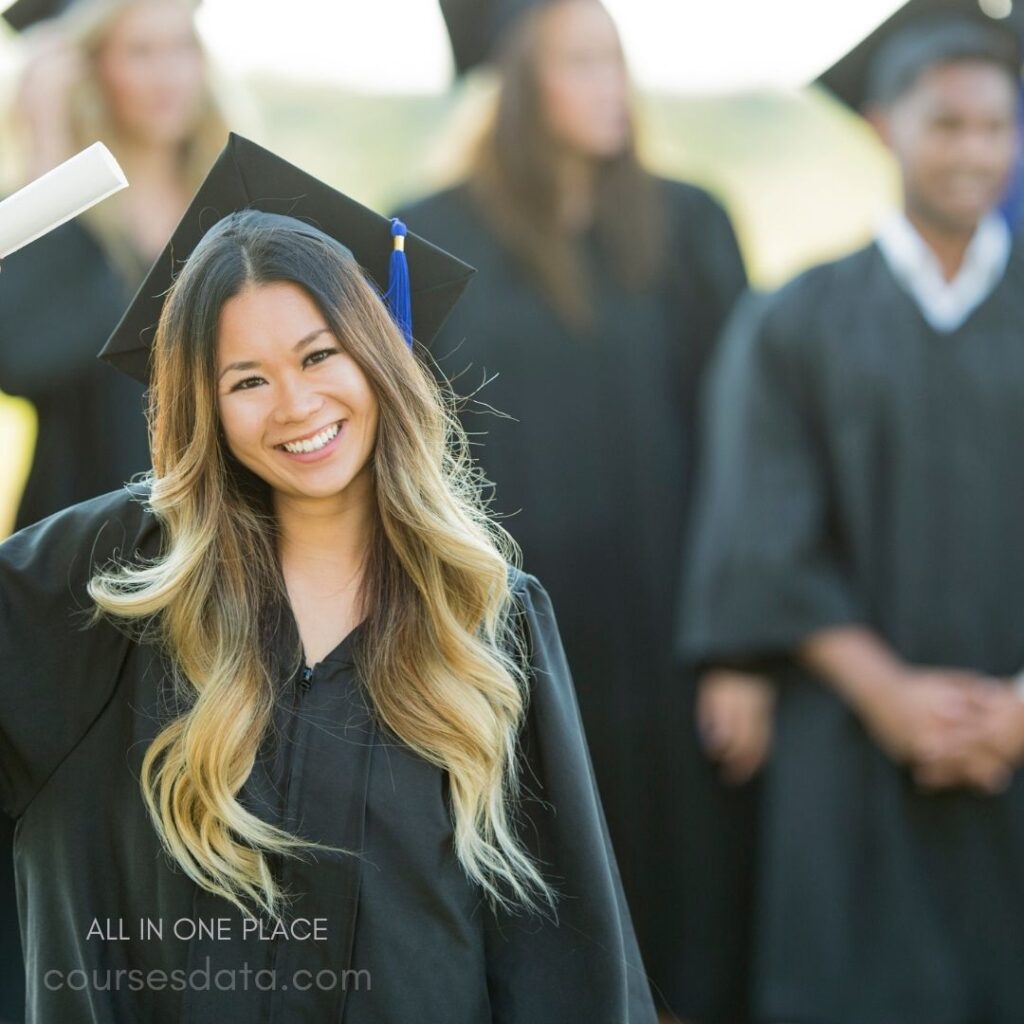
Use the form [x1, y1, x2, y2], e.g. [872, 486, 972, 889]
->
[266, 461, 374, 505]
[272, 475, 357, 502]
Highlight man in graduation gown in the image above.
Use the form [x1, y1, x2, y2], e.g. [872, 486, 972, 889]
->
[681, 12, 1024, 1024]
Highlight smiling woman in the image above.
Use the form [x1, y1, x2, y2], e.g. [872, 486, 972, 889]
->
[217, 283, 379, 499]
[0, 135, 657, 1023]
[94, 201, 547, 919]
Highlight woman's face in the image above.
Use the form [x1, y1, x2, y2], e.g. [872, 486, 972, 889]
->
[95, 0, 205, 147]
[535, 0, 631, 160]
[216, 281, 380, 505]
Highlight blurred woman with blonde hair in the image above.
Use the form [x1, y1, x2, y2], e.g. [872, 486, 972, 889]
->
[2, 0, 227, 528]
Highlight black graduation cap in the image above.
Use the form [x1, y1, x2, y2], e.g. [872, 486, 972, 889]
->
[440, 0, 546, 75]
[1, 0, 73, 31]
[99, 133, 476, 385]
[2, 0, 201, 31]
[816, 0, 1024, 110]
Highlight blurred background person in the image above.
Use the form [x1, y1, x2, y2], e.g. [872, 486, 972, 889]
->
[0, 0, 227, 1017]
[1, 0, 226, 529]
[681, 6, 1024, 1022]
[398, 2, 753, 1020]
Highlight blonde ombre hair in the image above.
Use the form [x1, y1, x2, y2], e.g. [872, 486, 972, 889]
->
[88, 212, 553, 919]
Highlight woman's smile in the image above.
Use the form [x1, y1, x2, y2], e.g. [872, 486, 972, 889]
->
[275, 419, 345, 461]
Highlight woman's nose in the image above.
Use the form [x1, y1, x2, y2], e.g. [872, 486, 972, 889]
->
[273, 375, 323, 424]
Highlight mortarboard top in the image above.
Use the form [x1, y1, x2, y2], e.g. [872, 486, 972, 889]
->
[2, 0, 201, 33]
[816, 0, 1024, 111]
[98, 133, 476, 386]
[1, 0, 73, 31]
[440, 0, 547, 75]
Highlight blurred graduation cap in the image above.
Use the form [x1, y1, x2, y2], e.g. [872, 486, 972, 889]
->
[99, 133, 476, 385]
[2, 0, 201, 32]
[440, 0, 546, 75]
[816, 0, 1024, 110]
[1, 0, 74, 31]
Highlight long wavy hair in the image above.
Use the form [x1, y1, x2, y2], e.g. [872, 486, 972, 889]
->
[469, 0, 665, 328]
[88, 211, 552, 919]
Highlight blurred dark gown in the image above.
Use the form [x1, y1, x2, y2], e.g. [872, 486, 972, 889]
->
[0, 219, 149, 1023]
[681, 243, 1024, 1024]
[399, 180, 750, 1022]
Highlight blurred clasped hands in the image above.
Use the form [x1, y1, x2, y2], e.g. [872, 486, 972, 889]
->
[855, 668, 1024, 795]
[697, 666, 1024, 796]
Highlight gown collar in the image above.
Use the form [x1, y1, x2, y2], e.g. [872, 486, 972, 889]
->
[874, 209, 1011, 333]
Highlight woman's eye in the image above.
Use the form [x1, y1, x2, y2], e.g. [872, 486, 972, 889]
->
[227, 348, 335, 392]
[304, 348, 337, 367]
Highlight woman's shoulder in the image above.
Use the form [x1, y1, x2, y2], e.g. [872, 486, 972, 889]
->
[506, 564, 542, 602]
[395, 181, 474, 224]
[14, 480, 154, 539]
[654, 175, 733, 225]
[0, 218, 120, 302]
[393, 182, 496, 258]
[505, 565, 545, 630]
[505, 566, 565, 672]
[0, 481, 159, 583]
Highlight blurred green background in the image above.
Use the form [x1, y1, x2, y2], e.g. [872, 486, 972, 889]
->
[0, 77, 897, 535]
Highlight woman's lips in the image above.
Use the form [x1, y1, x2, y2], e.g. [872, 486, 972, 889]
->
[276, 420, 345, 462]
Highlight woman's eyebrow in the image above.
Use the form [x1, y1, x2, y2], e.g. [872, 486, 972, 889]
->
[218, 328, 332, 380]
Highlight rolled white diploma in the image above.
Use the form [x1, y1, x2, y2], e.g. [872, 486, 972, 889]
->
[0, 141, 128, 260]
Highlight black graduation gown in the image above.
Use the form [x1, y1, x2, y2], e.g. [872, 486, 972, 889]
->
[397, 181, 751, 1021]
[0, 219, 149, 1023]
[680, 241, 1024, 1024]
[0, 485, 656, 1023]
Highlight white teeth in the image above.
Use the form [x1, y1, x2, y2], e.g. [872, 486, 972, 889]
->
[282, 422, 340, 454]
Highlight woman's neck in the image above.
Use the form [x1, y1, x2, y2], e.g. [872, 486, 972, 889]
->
[114, 137, 183, 189]
[555, 151, 595, 231]
[273, 477, 375, 600]
[111, 137, 190, 261]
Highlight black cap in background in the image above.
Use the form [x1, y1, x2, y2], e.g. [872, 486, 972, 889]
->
[1, 0, 74, 31]
[440, 0, 550, 75]
[816, 0, 1023, 110]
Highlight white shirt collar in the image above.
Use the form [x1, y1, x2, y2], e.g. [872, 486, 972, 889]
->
[874, 210, 1011, 333]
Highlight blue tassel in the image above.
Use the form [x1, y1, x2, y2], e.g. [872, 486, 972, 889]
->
[384, 218, 413, 348]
